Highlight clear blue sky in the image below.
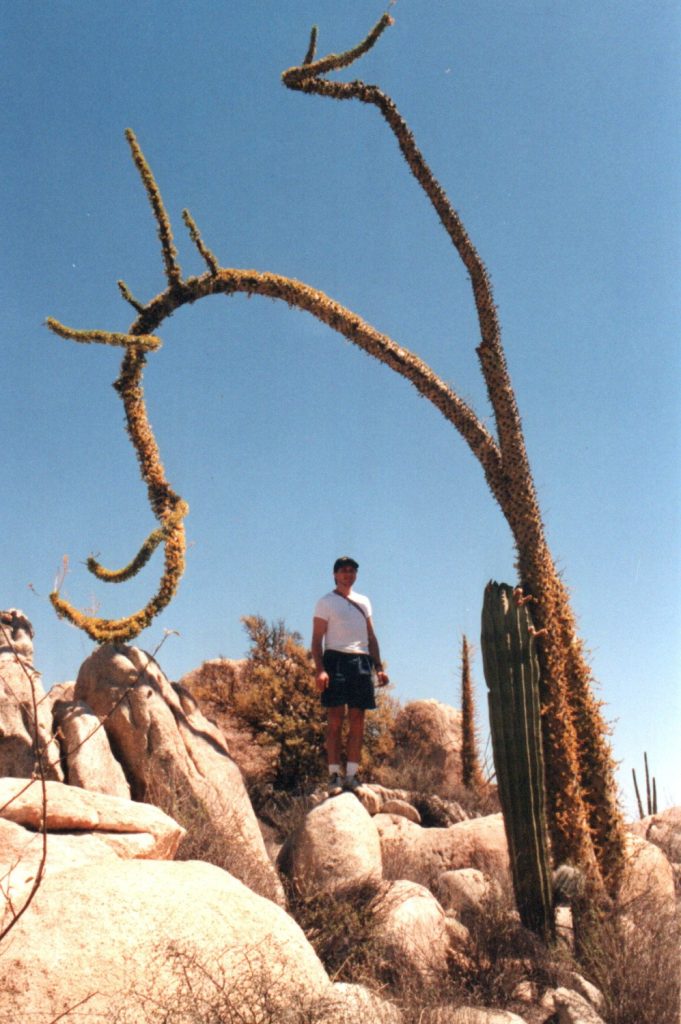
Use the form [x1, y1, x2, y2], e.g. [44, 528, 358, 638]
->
[2, 2, 679, 816]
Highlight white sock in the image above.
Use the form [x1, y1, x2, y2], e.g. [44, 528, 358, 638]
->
[329, 764, 341, 776]
[346, 761, 359, 778]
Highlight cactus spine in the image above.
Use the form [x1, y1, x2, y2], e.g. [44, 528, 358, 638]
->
[481, 581, 554, 939]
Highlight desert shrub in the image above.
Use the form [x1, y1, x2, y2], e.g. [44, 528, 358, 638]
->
[577, 889, 681, 1024]
[448, 887, 565, 1009]
[286, 877, 392, 987]
[111, 939, 355, 1024]
[376, 754, 500, 820]
[146, 773, 281, 903]
[247, 784, 319, 844]
[234, 616, 328, 788]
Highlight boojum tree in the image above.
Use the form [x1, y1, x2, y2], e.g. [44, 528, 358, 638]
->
[47, 15, 625, 894]
[460, 636, 482, 791]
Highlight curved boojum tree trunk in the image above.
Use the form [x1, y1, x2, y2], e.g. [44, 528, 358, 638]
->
[47, 15, 625, 893]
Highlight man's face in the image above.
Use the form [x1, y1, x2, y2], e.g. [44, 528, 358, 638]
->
[334, 565, 357, 587]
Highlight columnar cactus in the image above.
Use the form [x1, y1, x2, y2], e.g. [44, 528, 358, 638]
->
[481, 581, 554, 939]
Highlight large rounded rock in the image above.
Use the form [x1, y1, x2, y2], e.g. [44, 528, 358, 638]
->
[75, 643, 283, 903]
[436, 867, 491, 918]
[279, 792, 382, 895]
[0, 859, 330, 1023]
[620, 831, 675, 909]
[630, 805, 681, 864]
[0, 817, 120, 920]
[326, 982, 404, 1023]
[422, 1009, 529, 1024]
[373, 879, 450, 982]
[392, 700, 463, 791]
[376, 812, 509, 892]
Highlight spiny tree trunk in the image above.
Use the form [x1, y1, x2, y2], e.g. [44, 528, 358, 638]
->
[460, 636, 482, 790]
[47, 14, 625, 895]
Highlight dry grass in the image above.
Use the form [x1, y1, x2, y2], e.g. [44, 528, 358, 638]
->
[147, 775, 282, 905]
[577, 889, 681, 1024]
[285, 877, 392, 986]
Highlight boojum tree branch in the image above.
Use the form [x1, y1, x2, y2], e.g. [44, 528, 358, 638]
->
[47, 118, 501, 646]
[47, 15, 624, 894]
[282, 15, 625, 895]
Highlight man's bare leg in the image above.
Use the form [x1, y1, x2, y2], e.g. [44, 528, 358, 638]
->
[347, 708, 365, 765]
[326, 706, 345, 768]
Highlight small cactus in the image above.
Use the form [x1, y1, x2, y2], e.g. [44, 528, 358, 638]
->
[481, 581, 554, 939]
[632, 752, 658, 818]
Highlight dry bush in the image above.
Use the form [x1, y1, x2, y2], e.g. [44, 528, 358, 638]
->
[577, 888, 681, 1024]
[447, 886, 567, 1010]
[284, 878, 470, 1022]
[286, 877, 393, 987]
[247, 784, 320, 845]
[376, 753, 500, 822]
[109, 939, 354, 1024]
[147, 775, 282, 904]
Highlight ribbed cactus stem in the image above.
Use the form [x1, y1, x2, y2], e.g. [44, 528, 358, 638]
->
[481, 581, 554, 939]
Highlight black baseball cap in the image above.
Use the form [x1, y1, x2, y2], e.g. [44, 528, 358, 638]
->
[333, 556, 359, 573]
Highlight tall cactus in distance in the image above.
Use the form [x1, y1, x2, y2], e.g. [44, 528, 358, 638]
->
[460, 635, 482, 789]
[481, 582, 554, 939]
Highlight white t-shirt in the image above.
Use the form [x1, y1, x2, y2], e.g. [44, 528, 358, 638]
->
[313, 590, 372, 654]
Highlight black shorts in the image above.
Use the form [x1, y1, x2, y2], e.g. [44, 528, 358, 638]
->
[321, 650, 376, 710]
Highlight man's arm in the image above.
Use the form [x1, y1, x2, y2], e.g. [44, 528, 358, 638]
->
[367, 618, 389, 687]
[311, 616, 329, 692]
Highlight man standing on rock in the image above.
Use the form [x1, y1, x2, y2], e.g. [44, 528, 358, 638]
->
[312, 556, 389, 795]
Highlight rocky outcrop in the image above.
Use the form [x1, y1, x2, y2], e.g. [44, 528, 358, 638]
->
[550, 987, 608, 1024]
[420, 1008, 529, 1023]
[620, 831, 675, 909]
[0, 610, 63, 781]
[436, 867, 492, 918]
[0, 778, 184, 856]
[630, 805, 681, 864]
[0, 817, 120, 920]
[392, 699, 463, 791]
[0, 779, 184, 922]
[376, 811, 510, 891]
[179, 657, 277, 784]
[326, 982, 404, 1022]
[0, 607, 34, 661]
[52, 698, 131, 798]
[74, 643, 284, 904]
